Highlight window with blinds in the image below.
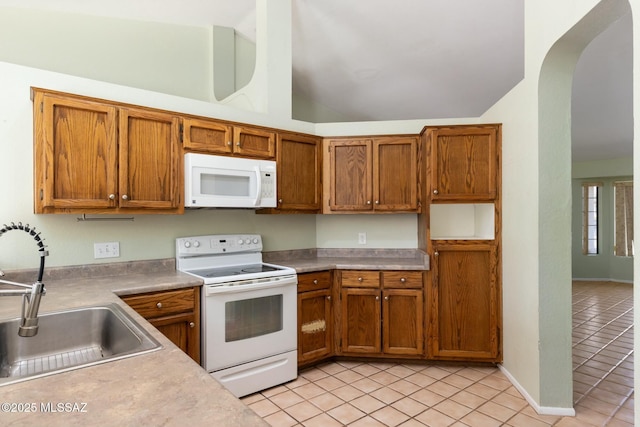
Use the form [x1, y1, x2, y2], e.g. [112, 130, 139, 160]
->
[614, 181, 633, 257]
[582, 182, 601, 255]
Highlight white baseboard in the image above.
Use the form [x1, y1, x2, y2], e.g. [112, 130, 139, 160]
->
[499, 365, 576, 417]
[572, 277, 633, 284]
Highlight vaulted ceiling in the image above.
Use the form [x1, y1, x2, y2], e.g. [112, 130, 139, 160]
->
[0, 0, 632, 162]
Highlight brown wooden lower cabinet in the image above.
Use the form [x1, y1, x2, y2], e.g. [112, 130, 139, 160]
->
[428, 242, 500, 362]
[121, 287, 201, 364]
[339, 270, 424, 357]
[297, 271, 333, 366]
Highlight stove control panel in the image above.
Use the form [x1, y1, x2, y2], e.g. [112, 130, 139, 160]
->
[176, 234, 263, 256]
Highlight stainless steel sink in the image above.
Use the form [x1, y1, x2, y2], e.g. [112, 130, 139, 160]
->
[0, 303, 161, 386]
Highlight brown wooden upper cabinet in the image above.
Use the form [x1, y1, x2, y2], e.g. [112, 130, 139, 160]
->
[33, 89, 182, 214]
[276, 132, 322, 212]
[427, 125, 499, 201]
[326, 136, 419, 213]
[182, 117, 275, 159]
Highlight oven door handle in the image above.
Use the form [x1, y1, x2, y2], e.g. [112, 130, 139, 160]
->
[204, 275, 297, 296]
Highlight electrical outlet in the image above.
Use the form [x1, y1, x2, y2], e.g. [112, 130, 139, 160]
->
[358, 232, 367, 245]
[94, 242, 120, 259]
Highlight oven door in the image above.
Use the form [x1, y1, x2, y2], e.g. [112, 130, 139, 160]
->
[202, 275, 297, 372]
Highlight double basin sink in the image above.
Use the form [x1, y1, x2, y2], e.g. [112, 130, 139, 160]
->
[0, 303, 161, 386]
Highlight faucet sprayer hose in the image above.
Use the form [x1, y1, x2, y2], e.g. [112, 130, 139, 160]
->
[0, 222, 48, 282]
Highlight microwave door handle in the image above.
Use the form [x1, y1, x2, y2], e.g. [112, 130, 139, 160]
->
[254, 166, 262, 206]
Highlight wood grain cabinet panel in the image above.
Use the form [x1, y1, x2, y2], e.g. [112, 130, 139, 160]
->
[329, 139, 373, 211]
[428, 125, 498, 201]
[428, 243, 500, 361]
[118, 108, 181, 210]
[340, 287, 381, 354]
[326, 136, 419, 213]
[297, 271, 333, 366]
[33, 88, 183, 214]
[338, 270, 424, 358]
[276, 132, 321, 212]
[383, 289, 423, 356]
[182, 117, 275, 159]
[122, 287, 200, 364]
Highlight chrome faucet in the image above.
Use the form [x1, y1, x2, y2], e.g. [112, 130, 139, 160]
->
[0, 222, 48, 337]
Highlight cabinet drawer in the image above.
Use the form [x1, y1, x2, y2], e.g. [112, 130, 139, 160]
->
[122, 288, 196, 319]
[298, 271, 332, 292]
[341, 271, 380, 288]
[382, 271, 424, 289]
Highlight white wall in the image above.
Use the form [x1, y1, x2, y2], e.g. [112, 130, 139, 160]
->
[481, 0, 633, 414]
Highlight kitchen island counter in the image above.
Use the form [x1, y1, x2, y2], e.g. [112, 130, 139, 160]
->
[0, 261, 267, 427]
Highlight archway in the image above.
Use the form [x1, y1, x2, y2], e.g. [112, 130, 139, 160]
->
[538, 0, 632, 412]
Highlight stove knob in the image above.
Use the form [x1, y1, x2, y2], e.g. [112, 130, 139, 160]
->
[193, 241, 200, 248]
[184, 241, 191, 248]
[252, 238, 259, 244]
[238, 239, 244, 245]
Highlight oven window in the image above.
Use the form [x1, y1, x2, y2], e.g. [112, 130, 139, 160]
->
[225, 295, 283, 342]
[201, 173, 250, 197]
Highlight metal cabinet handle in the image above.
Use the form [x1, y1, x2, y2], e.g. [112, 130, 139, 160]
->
[433, 189, 439, 195]
[366, 200, 371, 205]
[375, 296, 379, 300]
[227, 141, 232, 146]
[156, 302, 162, 309]
[400, 277, 406, 283]
[108, 194, 115, 200]
[122, 194, 129, 200]
[434, 251, 439, 256]
[384, 296, 389, 300]
[279, 199, 283, 203]
[375, 200, 379, 204]
[236, 142, 241, 147]
[313, 279, 318, 284]
[327, 296, 331, 300]
[358, 277, 363, 282]
[189, 322, 195, 328]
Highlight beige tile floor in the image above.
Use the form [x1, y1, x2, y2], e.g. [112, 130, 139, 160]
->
[242, 280, 633, 426]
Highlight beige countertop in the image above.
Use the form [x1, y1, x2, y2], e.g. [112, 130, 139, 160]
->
[265, 248, 430, 273]
[0, 249, 428, 426]
[0, 264, 267, 427]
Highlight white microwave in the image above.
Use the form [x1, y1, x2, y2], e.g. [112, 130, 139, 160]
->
[184, 153, 277, 208]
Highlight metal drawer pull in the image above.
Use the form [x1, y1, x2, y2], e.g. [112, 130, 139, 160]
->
[313, 279, 318, 284]
[156, 302, 162, 309]
[189, 322, 195, 328]
[358, 277, 363, 282]
[400, 277, 406, 283]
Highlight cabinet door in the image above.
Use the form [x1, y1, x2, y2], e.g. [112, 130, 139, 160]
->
[277, 133, 321, 211]
[374, 137, 418, 211]
[429, 126, 498, 201]
[233, 125, 276, 159]
[429, 243, 499, 361]
[118, 108, 182, 211]
[383, 289, 424, 356]
[329, 139, 373, 211]
[298, 289, 333, 365]
[35, 92, 118, 212]
[340, 288, 381, 354]
[182, 117, 233, 154]
[149, 312, 200, 364]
